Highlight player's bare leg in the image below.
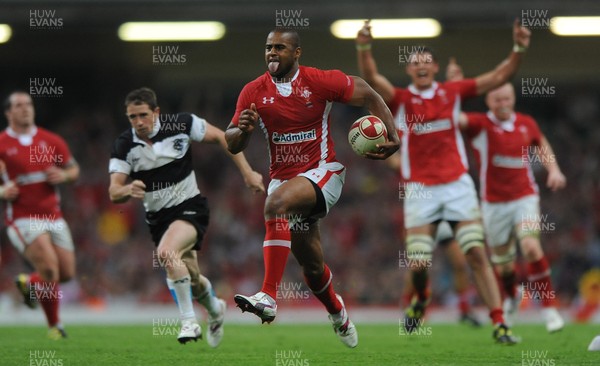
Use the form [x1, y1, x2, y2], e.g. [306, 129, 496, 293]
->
[491, 240, 520, 326]
[519, 235, 563, 332]
[444, 240, 480, 326]
[401, 270, 414, 308]
[291, 221, 358, 348]
[234, 177, 314, 323]
[19, 233, 67, 339]
[182, 251, 226, 347]
[403, 224, 435, 333]
[157, 220, 201, 344]
[455, 220, 518, 344]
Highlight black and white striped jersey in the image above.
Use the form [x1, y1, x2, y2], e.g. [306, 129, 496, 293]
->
[109, 113, 207, 213]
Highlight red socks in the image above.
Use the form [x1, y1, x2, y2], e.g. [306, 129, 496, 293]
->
[489, 308, 505, 325]
[304, 264, 343, 314]
[29, 272, 60, 327]
[457, 289, 471, 315]
[527, 257, 556, 307]
[260, 218, 291, 299]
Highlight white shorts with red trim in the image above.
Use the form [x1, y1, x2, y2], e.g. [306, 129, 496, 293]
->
[404, 173, 481, 229]
[482, 194, 540, 247]
[7, 217, 75, 254]
[268, 161, 346, 220]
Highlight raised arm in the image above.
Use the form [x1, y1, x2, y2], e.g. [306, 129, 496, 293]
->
[355, 20, 396, 104]
[474, 19, 531, 95]
[204, 121, 265, 194]
[347, 76, 400, 159]
[537, 136, 566, 192]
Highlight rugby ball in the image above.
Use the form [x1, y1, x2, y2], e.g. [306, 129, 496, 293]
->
[348, 115, 388, 156]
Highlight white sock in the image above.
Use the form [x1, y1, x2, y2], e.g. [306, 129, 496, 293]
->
[197, 277, 221, 317]
[166, 275, 196, 323]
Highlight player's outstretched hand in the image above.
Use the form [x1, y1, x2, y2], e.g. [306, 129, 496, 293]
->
[244, 170, 266, 194]
[513, 18, 531, 49]
[238, 103, 259, 134]
[356, 19, 372, 44]
[364, 141, 400, 160]
[129, 180, 146, 199]
[546, 169, 566, 192]
[446, 57, 464, 81]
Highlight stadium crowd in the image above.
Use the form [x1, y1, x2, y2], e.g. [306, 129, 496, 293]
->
[1, 85, 598, 310]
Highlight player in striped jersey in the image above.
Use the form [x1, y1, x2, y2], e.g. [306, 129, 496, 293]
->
[357, 20, 531, 343]
[226, 29, 400, 348]
[109, 87, 265, 346]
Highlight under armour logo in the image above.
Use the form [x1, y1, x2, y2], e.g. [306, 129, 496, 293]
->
[263, 97, 275, 104]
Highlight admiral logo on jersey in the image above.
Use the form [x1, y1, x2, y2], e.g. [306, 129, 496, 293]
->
[272, 129, 316, 144]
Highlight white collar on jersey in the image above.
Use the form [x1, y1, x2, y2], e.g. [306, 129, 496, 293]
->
[131, 118, 160, 143]
[487, 110, 516, 131]
[408, 81, 439, 99]
[6, 126, 38, 146]
[271, 68, 300, 97]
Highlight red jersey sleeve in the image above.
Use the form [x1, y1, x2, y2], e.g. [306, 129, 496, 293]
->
[522, 113, 543, 146]
[51, 133, 74, 168]
[231, 83, 254, 127]
[445, 79, 477, 99]
[316, 69, 355, 103]
[387, 87, 405, 119]
[464, 112, 486, 138]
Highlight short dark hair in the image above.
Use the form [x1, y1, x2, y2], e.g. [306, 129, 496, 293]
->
[269, 28, 301, 49]
[124, 87, 158, 110]
[3, 90, 30, 112]
[409, 46, 438, 63]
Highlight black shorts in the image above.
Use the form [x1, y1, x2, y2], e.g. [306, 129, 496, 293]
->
[146, 195, 210, 250]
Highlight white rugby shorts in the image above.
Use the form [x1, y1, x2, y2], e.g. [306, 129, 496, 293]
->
[7, 217, 75, 254]
[403, 173, 481, 228]
[268, 162, 346, 219]
[481, 194, 540, 247]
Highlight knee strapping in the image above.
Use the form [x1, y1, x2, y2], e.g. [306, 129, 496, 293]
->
[490, 245, 517, 265]
[456, 224, 485, 253]
[406, 234, 434, 260]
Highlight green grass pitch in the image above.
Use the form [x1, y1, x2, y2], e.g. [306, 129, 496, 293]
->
[1, 323, 598, 365]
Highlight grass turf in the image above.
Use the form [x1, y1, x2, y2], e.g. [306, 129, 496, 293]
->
[0, 323, 597, 365]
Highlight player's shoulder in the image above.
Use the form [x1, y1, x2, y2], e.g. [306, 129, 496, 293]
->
[35, 127, 69, 145]
[157, 112, 195, 137]
[466, 111, 488, 121]
[241, 72, 271, 93]
[300, 65, 348, 79]
[112, 128, 136, 155]
[440, 79, 474, 91]
[174, 112, 194, 126]
[36, 126, 60, 138]
[514, 111, 536, 124]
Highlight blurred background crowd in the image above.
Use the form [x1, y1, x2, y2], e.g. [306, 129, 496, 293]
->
[0, 0, 599, 317]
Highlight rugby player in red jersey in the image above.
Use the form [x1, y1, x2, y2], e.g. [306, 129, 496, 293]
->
[0, 91, 79, 339]
[459, 82, 565, 333]
[356, 20, 531, 343]
[225, 29, 400, 348]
